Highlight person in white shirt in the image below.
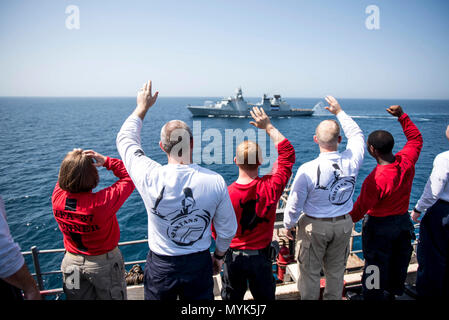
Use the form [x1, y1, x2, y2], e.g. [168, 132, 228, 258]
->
[116, 81, 237, 300]
[411, 124, 449, 298]
[283, 96, 365, 300]
[0, 196, 41, 300]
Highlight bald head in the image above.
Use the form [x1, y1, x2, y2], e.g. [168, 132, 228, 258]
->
[236, 140, 262, 171]
[160, 120, 193, 157]
[315, 120, 341, 149]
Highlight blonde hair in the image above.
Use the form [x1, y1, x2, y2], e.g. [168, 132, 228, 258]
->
[236, 140, 262, 170]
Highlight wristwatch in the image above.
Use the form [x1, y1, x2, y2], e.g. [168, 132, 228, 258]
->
[213, 251, 226, 260]
[413, 207, 422, 214]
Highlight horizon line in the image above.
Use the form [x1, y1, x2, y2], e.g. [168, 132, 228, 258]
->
[1, 95, 449, 101]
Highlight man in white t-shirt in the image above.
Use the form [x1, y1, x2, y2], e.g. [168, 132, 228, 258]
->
[283, 96, 365, 300]
[116, 81, 237, 300]
[411, 124, 449, 298]
[0, 196, 41, 300]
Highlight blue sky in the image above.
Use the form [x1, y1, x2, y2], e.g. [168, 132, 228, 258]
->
[0, 0, 448, 99]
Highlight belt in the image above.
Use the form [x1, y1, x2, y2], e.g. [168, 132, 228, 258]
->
[231, 249, 260, 256]
[305, 213, 350, 222]
[230, 245, 270, 257]
[65, 246, 119, 262]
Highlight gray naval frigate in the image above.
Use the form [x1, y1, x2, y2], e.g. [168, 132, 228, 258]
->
[187, 88, 314, 117]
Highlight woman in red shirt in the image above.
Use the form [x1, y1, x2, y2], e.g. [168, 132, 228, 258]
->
[52, 149, 135, 300]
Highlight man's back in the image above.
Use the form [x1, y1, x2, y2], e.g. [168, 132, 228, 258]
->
[350, 112, 423, 222]
[228, 139, 295, 250]
[142, 163, 235, 256]
[362, 154, 416, 217]
[284, 110, 364, 224]
[117, 113, 237, 257]
[282, 98, 364, 300]
[295, 150, 361, 217]
[116, 81, 237, 300]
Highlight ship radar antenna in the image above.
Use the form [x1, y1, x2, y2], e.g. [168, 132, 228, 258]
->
[236, 87, 243, 99]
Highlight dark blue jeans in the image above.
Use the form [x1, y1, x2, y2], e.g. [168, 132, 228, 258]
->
[361, 213, 415, 300]
[416, 199, 449, 298]
[143, 249, 214, 300]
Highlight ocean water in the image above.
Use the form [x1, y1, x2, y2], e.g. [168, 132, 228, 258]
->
[0, 96, 448, 295]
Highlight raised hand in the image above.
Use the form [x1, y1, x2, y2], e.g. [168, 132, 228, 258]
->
[135, 80, 159, 119]
[386, 105, 404, 118]
[324, 96, 342, 115]
[249, 107, 271, 130]
[83, 150, 107, 167]
[250, 106, 286, 146]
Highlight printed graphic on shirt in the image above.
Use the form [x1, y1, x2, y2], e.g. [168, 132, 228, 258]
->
[62, 198, 89, 251]
[239, 194, 269, 234]
[134, 149, 145, 157]
[151, 186, 211, 246]
[64, 198, 77, 211]
[315, 163, 355, 206]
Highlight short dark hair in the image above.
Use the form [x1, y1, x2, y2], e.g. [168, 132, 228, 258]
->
[367, 130, 395, 155]
[58, 149, 99, 193]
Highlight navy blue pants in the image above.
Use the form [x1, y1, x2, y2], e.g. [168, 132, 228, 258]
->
[361, 213, 415, 300]
[221, 247, 276, 301]
[143, 249, 214, 300]
[0, 279, 23, 300]
[416, 199, 449, 298]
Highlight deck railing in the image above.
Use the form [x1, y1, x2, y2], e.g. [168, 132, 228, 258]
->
[22, 219, 420, 299]
[21, 239, 148, 299]
[20, 178, 420, 299]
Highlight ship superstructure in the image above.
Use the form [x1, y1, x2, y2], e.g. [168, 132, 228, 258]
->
[187, 88, 314, 117]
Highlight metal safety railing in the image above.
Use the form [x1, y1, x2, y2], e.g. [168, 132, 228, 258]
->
[23, 221, 420, 299]
[20, 175, 421, 299]
[21, 239, 149, 298]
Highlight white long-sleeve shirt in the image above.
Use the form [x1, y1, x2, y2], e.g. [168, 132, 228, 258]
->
[0, 196, 25, 279]
[283, 111, 365, 229]
[415, 150, 449, 213]
[117, 114, 237, 256]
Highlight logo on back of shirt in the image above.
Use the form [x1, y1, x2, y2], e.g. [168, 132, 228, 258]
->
[315, 163, 355, 206]
[239, 194, 269, 234]
[151, 186, 211, 246]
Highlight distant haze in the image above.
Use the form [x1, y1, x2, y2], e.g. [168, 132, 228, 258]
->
[0, 0, 448, 99]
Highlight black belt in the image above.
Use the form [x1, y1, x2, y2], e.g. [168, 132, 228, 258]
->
[230, 244, 270, 257]
[305, 213, 350, 222]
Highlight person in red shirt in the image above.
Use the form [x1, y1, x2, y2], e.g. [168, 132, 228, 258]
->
[350, 105, 423, 300]
[52, 149, 135, 300]
[218, 106, 295, 300]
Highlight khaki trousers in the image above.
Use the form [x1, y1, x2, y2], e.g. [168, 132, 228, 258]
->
[295, 214, 353, 300]
[61, 247, 127, 300]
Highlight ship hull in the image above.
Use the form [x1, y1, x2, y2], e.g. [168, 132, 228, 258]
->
[187, 106, 314, 117]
